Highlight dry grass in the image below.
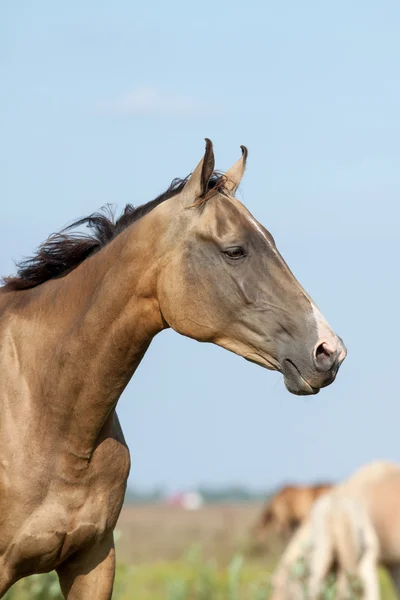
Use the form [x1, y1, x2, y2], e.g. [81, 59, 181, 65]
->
[116, 502, 277, 565]
[114, 503, 397, 599]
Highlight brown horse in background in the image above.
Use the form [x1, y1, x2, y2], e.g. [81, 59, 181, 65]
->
[0, 140, 346, 598]
[254, 483, 333, 541]
[270, 461, 400, 599]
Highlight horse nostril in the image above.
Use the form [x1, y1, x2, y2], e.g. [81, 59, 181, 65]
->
[316, 342, 331, 359]
[314, 342, 337, 372]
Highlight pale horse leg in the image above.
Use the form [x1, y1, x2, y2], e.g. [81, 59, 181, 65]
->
[331, 496, 380, 600]
[331, 496, 363, 600]
[56, 535, 115, 600]
[387, 565, 400, 597]
[356, 520, 380, 600]
[269, 521, 312, 600]
[356, 547, 380, 600]
[307, 494, 335, 600]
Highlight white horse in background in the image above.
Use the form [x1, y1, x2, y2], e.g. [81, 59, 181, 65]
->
[270, 461, 400, 599]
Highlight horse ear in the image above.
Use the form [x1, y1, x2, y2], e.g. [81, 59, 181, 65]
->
[181, 138, 215, 205]
[224, 145, 248, 195]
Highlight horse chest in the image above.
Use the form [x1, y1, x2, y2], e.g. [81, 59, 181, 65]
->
[1, 443, 128, 577]
[4, 484, 120, 577]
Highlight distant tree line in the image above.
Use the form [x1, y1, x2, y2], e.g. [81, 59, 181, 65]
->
[124, 485, 272, 504]
[125, 487, 165, 504]
[197, 485, 271, 503]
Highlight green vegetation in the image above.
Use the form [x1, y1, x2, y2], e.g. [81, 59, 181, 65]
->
[3, 505, 398, 599]
[4, 547, 398, 599]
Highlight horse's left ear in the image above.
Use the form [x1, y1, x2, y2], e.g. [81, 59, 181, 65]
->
[224, 145, 248, 195]
[181, 138, 215, 205]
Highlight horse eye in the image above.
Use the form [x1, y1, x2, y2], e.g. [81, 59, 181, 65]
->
[223, 246, 246, 260]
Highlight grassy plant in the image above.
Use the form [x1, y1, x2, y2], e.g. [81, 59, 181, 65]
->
[227, 554, 244, 600]
[3, 547, 398, 599]
[4, 572, 62, 600]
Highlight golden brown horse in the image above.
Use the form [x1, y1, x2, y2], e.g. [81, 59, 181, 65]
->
[270, 461, 400, 599]
[254, 482, 333, 540]
[0, 140, 346, 598]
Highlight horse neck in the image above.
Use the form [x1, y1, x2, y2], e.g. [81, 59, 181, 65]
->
[12, 216, 166, 459]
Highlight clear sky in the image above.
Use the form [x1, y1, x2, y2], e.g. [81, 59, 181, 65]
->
[2, 0, 400, 493]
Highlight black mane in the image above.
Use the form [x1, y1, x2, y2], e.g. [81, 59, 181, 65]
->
[3, 173, 224, 291]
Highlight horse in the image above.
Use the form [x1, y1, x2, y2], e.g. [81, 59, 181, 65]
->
[254, 482, 333, 541]
[0, 140, 346, 599]
[270, 461, 400, 599]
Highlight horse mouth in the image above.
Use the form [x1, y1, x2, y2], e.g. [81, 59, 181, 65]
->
[282, 359, 320, 396]
[243, 351, 323, 396]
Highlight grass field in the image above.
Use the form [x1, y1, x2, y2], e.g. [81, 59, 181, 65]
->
[4, 503, 399, 599]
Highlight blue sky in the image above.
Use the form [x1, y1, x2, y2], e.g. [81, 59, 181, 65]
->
[2, 0, 400, 492]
